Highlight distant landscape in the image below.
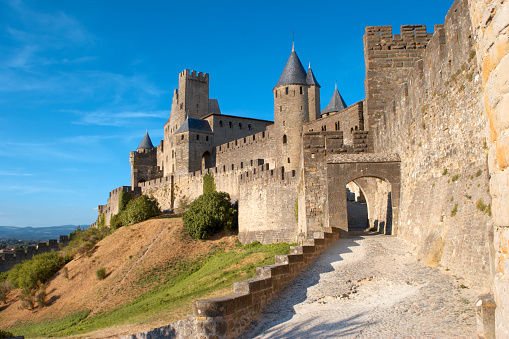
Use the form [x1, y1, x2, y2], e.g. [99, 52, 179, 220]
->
[0, 225, 89, 242]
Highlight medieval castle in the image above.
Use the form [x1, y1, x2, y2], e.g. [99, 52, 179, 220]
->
[95, 0, 509, 336]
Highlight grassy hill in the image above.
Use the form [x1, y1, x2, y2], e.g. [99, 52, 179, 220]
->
[0, 215, 291, 338]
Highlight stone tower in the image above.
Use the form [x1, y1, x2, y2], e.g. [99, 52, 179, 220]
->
[129, 131, 162, 188]
[306, 63, 321, 121]
[273, 44, 318, 171]
[163, 70, 211, 176]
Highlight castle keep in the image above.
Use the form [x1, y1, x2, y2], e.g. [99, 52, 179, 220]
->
[97, 0, 509, 336]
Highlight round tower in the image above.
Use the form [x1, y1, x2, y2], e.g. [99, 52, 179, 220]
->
[273, 44, 310, 171]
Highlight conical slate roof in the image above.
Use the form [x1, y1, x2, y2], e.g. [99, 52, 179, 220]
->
[306, 64, 320, 86]
[276, 46, 307, 87]
[321, 86, 347, 114]
[138, 131, 154, 149]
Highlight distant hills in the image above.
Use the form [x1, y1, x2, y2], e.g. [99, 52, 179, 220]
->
[0, 225, 89, 241]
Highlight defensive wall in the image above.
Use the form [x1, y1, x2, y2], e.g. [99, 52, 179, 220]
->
[238, 165, 299, 244]
[0, 235, 73, 273]
[304, 101, 365, 146]
[367, 0, 493, 292]
[97, 186, 141, 226]
[215, 127, 276, 171]
[467, 0, 509, 336]
[364, 24, 433, 131]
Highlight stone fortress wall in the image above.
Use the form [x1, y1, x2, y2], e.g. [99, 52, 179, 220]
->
[99, 0, 509, 335]
[368, 0, 493, 287]
[0, 234, 74, 273]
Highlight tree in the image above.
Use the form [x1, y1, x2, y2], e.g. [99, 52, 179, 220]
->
[183, 191, 238, 239]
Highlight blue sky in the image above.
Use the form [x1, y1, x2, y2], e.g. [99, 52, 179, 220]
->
[0, 0, 453, 227]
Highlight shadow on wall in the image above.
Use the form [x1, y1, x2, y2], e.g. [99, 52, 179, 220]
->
[239, 237, 363, 338]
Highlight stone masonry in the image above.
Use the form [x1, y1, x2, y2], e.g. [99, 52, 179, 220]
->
[95, 0, 509, 335]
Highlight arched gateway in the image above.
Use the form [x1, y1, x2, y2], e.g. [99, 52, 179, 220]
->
[326, 153, 401, 237]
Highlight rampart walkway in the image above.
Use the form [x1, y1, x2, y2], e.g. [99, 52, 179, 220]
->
[241, 232, 479, 338]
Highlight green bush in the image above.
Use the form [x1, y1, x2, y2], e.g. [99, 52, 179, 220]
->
[203, 173, 216, 194]
[66, 226, 111, 258]
[8, 252, 65, 291]
[109, 213, 124, 230]
[121, 195, 161, 226]
[118, 191, 132, 212]
[96, 267, 107, 280]
[183, 191, 238, 239]
[0, 330, 14, 339]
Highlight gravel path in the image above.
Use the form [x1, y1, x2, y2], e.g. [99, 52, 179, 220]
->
[240, 232, 479, 338]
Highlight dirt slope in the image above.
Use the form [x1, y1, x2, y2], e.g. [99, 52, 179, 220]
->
[0, 216, 237, 337]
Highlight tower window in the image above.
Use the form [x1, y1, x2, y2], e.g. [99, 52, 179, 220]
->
[280, 106, 282, 112]
[300, 87, 302, 94]
[197, 134, 200, 140]
[283, 135, 287, 144]
[229, 121, 232, 128]
[206, 136, 209, 141]
[286, 87, 289, 95]
[248, 124, 252, 131]
[335, 122, 340, 131]
[232, 164, 234, 170]
[322, 126, 326, 131]
[219, 120, 223, 127]
[181, 135, 184, 140]
[180, 103, 183, 109]
[241, 162, 243, 169]
[275, 91, 277, 98]
[288, 157, 290, 163]
[239, 123, 242, 129]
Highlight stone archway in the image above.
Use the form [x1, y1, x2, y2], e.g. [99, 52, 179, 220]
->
[326, 153, 401, 237]
[201, 151, 213, 170]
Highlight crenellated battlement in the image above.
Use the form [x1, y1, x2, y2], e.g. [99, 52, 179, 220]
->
[365, 25, 433, 51]
[180, 69, 209, 82]
[216, 130, 271, 155]
[1, 236, 74, 273]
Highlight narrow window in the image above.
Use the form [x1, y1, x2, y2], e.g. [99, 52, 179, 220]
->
[180, 103, 183, 109]
[181, 135, 184, 140]
[229, 121, 232, 128]
[235, 140, 237, 145]
[286, 87, 289, 95]
[239, 123, 242, 129]
[241, 162, 243, 169]
[300, 86, 302, 94]
[197, 134, 200, 140]
[223, 165, 226, 171]
[351, 128, 354, 133]
[248, 124, 251, 131]
[288, 157, 290, 163]
[355, 126, 358, 131]
[219, 120, 223, 127]
[250, 160, 253, 166]
[206, 136, 209, 141]
[280, 106, 282, 112]
[283, 135, 287, 144]
[231, 164, 234, 170]
[275, 91, 277, 98]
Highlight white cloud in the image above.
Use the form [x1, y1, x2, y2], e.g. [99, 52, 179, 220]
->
[0, 171, 33, 176]
[0, 185, 76, 195]
[69, 109, 170, 126]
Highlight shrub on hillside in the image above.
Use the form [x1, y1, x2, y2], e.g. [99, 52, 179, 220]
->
[96, 267, 107, 280]
[0, 280, 12, 304]
[0, 330, 14, 339]
[121, 195, 161, 226]
[118, 191, 132, 212]
[183, 191, 238, 239]
[66, 226, 111, 257]
[7, 252, 65, 291]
